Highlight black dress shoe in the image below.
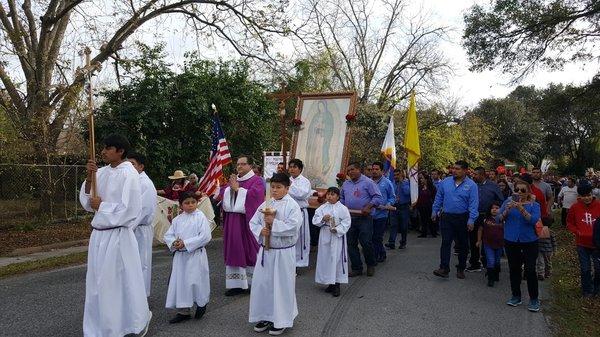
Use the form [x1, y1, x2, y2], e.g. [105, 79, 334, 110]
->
[195, 305, 206, 319]
[169, 313, 191, 324]
[224, 288, 246, 296]
[332, 283, 341, 297]
[417, 234, 427, 238]
[385, 243, 395, 249]
[399, 244, 406, 249]
[325, 284, 334, 293]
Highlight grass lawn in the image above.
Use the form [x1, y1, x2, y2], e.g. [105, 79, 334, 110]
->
[547, 223, 600, 336]
[0, 251, 88, 279]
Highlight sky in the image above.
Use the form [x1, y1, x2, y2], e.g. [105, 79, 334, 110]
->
[129, 0, 596, 108]
[425, 0, 595, 107]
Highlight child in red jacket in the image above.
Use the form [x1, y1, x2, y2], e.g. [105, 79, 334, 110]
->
[567, 184, 600, 297]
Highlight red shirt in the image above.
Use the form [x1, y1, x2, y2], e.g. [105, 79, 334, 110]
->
[482, 216, 504, 249]
[531, 185, 548, 218]
[567, 200, 600, 248]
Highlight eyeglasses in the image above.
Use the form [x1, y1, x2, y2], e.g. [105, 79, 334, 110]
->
[516, 188, 527, 193]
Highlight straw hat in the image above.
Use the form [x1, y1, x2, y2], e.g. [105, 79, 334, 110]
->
[168, 170, 187, 180]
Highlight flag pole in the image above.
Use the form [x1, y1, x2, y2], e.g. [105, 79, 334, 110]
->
[84, 47, 97, 198]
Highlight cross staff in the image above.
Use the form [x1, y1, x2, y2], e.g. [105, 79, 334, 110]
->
[84, 47, 97, 198]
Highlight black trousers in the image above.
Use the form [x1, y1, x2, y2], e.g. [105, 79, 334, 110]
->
[418, 206, 437, 236]
[561, 208, 569, 227]
[468, 214, 485, 268]
[308, 207, 320, 247]
[505, 240, 539, 299]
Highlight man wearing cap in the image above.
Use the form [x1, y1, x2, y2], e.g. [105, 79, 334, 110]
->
[218, 155, 265, 296]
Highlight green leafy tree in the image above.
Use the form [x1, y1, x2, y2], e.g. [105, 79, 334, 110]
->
[95, 45, 277, 185]
[471, 97, 544, 165]
[463, 0, 600, 79]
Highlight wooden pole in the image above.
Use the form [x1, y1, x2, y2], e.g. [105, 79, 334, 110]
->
[84, 47, 97, 198]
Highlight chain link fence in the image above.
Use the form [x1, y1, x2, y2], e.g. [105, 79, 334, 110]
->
[0, 164, 87, 230]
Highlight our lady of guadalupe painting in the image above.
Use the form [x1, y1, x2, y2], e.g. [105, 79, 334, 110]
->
[291, 92, 357, 189]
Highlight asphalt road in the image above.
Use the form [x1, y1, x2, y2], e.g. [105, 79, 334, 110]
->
[0, 233, 552, 337]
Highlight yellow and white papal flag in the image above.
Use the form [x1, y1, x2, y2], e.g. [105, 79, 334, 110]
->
[404, 91, 421, 204]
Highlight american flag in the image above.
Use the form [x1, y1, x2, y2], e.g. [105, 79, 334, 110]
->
[198, 115, 231, 196]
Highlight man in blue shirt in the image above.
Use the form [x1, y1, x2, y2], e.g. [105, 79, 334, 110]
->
[432, 160, 479, 279]
[469, 167, 505, 272]
[387, 169, 411, 249]
[370, 162, 396, 262]
[341, 162, 383, 277]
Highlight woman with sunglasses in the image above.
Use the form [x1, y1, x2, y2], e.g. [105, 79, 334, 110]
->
[497, 179, 542, 312]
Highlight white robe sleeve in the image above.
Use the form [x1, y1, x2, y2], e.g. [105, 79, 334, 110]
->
[249, 201, 267, 243]
[183, 213, 212, 252]
[312, 205, 327, 227]
[289, 177, 312, 201]
[139, 179, 157, 226]
[79, 181, 93, 212]
[334, 204, 352, 237]
[223, 187, 248, 213]
[93, 172, 142, 229]
[164, 222, 177, 253]
[271, 203, 302, 237]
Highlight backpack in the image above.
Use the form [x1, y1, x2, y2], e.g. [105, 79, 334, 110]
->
[593, 218, 600, 249]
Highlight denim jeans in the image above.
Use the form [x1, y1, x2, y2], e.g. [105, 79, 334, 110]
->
[439, 213, 469, 271]
[483, 244, 503, 268]
[372, 217, 388, 261]
[576, 246, 600, 295]
[347, 215, 376, 271]
[388, 204, 409, 246]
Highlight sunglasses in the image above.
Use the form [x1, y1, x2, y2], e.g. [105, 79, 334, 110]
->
[516, 188, 527, 193]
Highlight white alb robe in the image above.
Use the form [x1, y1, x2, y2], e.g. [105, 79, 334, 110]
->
[249, 194, 302, 329]
[79, 161, 150, 337]
[289, 174, 312, 267]
[164, 209, 212, 309]
[134, 171, 157, 297]
[313, 201, 351, 285]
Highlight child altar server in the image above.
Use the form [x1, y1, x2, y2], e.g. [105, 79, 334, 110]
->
[249, 173, 302, 335]
[313, 187, 351, 297]
[79, 134, 151, 337]
[164, 191, 212, 324]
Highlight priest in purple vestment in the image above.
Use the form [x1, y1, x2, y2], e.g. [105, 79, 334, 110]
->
[219, 155, 265, 296]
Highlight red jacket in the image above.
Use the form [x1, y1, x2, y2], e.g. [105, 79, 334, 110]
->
[567, 200, 600, 248]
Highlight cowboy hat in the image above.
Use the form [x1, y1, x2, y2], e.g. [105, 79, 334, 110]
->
[168, 170, 187, 180]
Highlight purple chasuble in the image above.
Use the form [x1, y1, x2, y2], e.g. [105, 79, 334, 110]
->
[220, 175, 264, 267]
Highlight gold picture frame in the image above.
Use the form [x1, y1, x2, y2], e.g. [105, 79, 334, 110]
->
[290, 91, 358, 190]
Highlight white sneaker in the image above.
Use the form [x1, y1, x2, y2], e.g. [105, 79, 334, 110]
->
[268, 327, 286, 335]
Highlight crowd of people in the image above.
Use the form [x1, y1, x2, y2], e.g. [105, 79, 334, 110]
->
[79, 133, 600, 337]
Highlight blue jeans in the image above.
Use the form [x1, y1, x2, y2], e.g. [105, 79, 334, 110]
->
[576, 246, 600, 295]
[347, 215, 376, 271]
[483, 244, 503, 268]
[372, 217, 388, 260]
[388, 204, 409, 247]
[439, 213, 469, 271]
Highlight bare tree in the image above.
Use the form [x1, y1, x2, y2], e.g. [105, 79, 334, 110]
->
[0, 0, 293, 163]
[303, 0, 451, 111]
[0, 0, 294, 213]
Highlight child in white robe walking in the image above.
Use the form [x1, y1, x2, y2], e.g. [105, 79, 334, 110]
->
[249, 173, 302, 336]
[164, 191, 212, 324]
[313, 187, 351, 297]
[79, 134, 151, 337]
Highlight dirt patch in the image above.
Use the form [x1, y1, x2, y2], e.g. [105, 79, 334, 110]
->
[0, 219, 91, 256]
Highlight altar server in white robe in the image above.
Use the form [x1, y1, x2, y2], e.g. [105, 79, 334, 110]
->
[313, 187, 351, 297]
[288, 159, 312, 269]
[79, 134, 151, 337]
[249, 173, 302, 335]
[129, 153, 157, 297]
[164, 191, 212, 324]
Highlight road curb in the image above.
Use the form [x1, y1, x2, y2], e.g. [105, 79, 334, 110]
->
[8, 239, 89, 257]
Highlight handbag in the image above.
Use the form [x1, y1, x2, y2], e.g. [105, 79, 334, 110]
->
[535, 220, 550, 239]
